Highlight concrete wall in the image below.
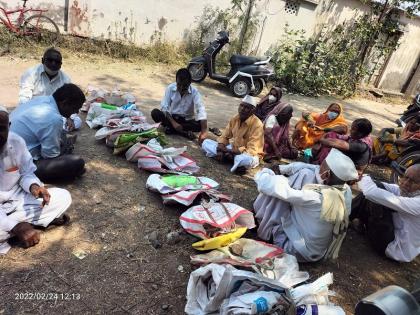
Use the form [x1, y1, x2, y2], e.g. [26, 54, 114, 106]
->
[377, 13, 420, 94]
[1, 0, 418, 94]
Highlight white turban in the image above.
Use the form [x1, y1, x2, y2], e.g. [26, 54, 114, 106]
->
[325, 148, 358, 181]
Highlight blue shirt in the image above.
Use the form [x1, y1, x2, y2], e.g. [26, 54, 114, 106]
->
[161, 83, 207, 121]
[10, 96, 62, 160]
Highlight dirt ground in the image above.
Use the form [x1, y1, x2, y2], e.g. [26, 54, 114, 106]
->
[0, 52, 419, 315]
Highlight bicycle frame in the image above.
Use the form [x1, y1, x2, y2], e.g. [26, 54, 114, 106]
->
[0, 5, 47, 34]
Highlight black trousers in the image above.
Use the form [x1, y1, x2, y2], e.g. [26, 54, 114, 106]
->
[350, 182, 395, 256]
[151, 109, 201, 132]
[35, 155, 85, 183]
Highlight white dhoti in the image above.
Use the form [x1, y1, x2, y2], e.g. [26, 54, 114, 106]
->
[0, 188, 72, 254]
[201, 139, 259, 172]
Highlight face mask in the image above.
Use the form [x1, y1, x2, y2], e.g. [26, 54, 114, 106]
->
[268, 95, 277, 104]
[327, 111, 339, 120]
[43, 64, 59, 76]
[401, 189, 420, 197]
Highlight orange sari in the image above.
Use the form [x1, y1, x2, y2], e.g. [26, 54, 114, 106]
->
[292, 103, 348, 150]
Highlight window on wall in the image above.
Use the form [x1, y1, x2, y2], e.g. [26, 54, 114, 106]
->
[284, 0, 300, 15]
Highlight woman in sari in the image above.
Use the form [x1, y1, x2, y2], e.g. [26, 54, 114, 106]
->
[292, 103, 348, 150]
[263, 102, 298, 161]
[372, 115, 420, 164]
[255, 87, 283, 121]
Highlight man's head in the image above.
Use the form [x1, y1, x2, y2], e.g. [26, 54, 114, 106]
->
[400, 164, 420, 197]
[42, 47, 62, 77]
[52, 84, 86, 118]
[0, 106, 9, 151]
[276, 105, 293, 125]
[238, 95, 257, 122]
[350, 118, 372, 139]
[319, 148, 358, 185]
[176, 68, 192, 95]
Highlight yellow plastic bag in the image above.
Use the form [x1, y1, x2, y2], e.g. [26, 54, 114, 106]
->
[192, 227, 247, 251]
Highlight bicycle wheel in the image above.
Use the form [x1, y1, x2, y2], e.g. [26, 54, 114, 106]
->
[391, 150, 420, 183]
[23, 14, 60, 45]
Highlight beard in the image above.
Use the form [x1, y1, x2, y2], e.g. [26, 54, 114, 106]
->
[400, 189, 420, 197]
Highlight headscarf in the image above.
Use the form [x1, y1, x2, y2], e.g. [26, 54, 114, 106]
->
[255, 87, 283, 121]
[400, 116, 420, 140]
[313, 103, 347, 129]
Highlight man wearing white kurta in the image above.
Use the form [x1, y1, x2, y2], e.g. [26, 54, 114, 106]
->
[254, 149, 359, 262]
[353, 165, 420, 262]
[0, 106, 72, 254]
[19, 47, 81, 131]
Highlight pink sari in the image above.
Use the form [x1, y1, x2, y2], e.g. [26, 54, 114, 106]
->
[264, 103, 297, 159]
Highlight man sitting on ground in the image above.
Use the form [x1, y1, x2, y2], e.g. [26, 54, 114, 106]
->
[151, 68, 208, 143]
[0, 106, 72, 253]
[10, 84, 86, 183]
[351, 164, 420, 262]
[201, 95, 264, 174]
[19, 47, 81, 131]
[254, 149, 359, 262]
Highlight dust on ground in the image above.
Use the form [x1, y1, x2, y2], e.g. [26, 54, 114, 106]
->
[0, 53, 419, 315]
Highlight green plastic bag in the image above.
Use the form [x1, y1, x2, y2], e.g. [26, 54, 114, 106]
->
[101, 103, 118, 110]
[161, 175, 198, 188]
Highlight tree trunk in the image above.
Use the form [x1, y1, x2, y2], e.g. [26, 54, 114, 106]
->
[238, 0, 254, 54]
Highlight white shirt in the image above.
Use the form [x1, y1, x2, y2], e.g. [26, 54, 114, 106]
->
[358, 176, 420, 262]
[161, 83, 207, 121]
[0, 132, 41, 233]
[19, 64, 71, 104]
[255, 168, 352, 262]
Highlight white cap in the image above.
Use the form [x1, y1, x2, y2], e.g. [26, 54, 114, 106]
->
[325, 148, 358, 181]
[242, 95, 257, 107]
[0, 105, 8, 114]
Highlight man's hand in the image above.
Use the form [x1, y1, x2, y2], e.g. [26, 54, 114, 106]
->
[66, 118, 75, 132]
[172, 121, 183, 132]
[11, 222, 40, 248]
[198, 131, 207, 144]
[30, 184, 50, 207]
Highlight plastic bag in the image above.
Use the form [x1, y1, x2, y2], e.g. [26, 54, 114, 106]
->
[290, 273, 334, 306]
[180, 202, 255, 239]
[185, 263, 291, 315]
[191, 238, 283, 265]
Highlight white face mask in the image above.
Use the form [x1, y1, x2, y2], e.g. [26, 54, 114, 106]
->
[43, 64, 59, 76]
[268, 95, 277, 104]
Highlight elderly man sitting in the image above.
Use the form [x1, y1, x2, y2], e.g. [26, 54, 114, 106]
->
[19, 47, 81, 131]
[351, 164, 420, 262]
[202, 95, 264, 174]
[0, 106, 72, 253]
[254, 149, 359, 262]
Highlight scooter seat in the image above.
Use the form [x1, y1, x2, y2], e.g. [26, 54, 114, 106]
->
[230, 54, 267, 66]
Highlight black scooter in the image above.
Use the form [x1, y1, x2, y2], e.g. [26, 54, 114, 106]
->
[187, 31, 274, 98]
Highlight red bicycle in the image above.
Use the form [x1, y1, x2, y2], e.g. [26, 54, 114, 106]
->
[0, 0, 60, 45]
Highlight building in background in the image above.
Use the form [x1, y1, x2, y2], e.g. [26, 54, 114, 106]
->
[1, 0, 419, 96]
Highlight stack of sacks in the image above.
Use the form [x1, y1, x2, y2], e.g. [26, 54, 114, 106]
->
[81, 84, 136, 112]
[126, 139, 199, 174]
[146, 174, 232, 206]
